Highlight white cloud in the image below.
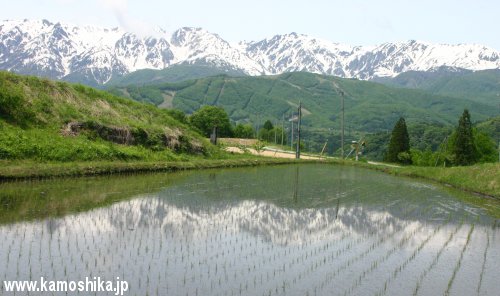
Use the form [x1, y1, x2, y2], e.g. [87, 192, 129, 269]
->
[52, 0, 78, 3]
[96, 0, 161, 37]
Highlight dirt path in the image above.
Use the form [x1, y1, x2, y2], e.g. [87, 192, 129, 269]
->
[225, 146, 324, 160]
[367, 161, 401, 168]
[225, 146, 402, 168]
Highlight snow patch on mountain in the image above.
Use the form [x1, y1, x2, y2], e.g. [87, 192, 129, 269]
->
[1, 19, 499, 85]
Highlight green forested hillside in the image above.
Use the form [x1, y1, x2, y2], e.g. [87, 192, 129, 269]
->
[375, 68, 500, 106]
[0, 71, 211, 162]
[477, 116, 500, 141]
[109, 71, 497, 134]
[106, 64, 247, 87]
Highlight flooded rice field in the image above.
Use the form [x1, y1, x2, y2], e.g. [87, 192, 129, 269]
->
[0, 164, 499, 295]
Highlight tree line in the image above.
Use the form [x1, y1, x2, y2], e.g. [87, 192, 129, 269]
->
[165, 105, 285, 143]
[385, 109, 498, 166]
[169, 105, 497, 166]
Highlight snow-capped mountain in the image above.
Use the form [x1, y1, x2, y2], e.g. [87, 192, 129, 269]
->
[1, 19, 499, 85]
[169, 27, 265, 75]
[242, 33, 500, 79]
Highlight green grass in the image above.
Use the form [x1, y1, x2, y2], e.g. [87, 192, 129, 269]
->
[0, 71, 211, 162]
[391, 163, 500, 198]
[348, 161, 500, 199]
[0, 124, 182, 161]
[0, 157, 308, 180]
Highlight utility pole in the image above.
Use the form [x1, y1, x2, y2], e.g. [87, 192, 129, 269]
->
[274, 120, 277, 144]
[296, 101, 302, 159]
[340, 90, 345, 159]
[291, 119, 294, 151]
[255, 115, 260, 139]
[281, 114, 284, 146]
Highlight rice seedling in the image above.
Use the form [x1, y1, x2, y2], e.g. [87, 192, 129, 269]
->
[0, 165, 499, 295]
[444, 224, 475, 296]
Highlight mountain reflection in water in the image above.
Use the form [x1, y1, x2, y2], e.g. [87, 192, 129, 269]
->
[0, 164, 498, 296]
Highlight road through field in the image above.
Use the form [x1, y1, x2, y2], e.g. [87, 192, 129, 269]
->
[225, 146, 323, 160]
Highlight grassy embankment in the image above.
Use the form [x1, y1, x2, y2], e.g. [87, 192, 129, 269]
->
[374, 162, 500, 218]
[0, 71, 210, 161]
[0, 71, 311, 180]
[342, 160, 500, 199]
[0, 157, 310, 180]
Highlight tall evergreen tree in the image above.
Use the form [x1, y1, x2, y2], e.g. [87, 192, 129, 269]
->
[453, 109, 477, 165]
[385, 117, 411, 164]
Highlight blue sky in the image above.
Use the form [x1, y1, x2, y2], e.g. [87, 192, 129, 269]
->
[2, 0, 499, 50]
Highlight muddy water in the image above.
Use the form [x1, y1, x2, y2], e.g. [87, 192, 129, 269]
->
[0, 164, 498, 295]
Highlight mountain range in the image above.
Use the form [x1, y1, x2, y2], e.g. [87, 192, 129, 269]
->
[1, 19, 500, 86]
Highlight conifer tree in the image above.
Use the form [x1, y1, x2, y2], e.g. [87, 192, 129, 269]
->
[385, 117, 411, 164]
[453, 109, 477, 165]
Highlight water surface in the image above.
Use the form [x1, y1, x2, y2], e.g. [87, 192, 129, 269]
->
[0, 164, 499, 296]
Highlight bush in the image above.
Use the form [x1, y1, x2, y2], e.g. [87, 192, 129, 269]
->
[189, 105, 233, 137]
[233, 124, 255, 139]
[397, 151, 412, 165]
[475, 130, 498, 163]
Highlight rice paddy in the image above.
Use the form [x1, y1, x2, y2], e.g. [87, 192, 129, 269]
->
[0, 164, 499, 295]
